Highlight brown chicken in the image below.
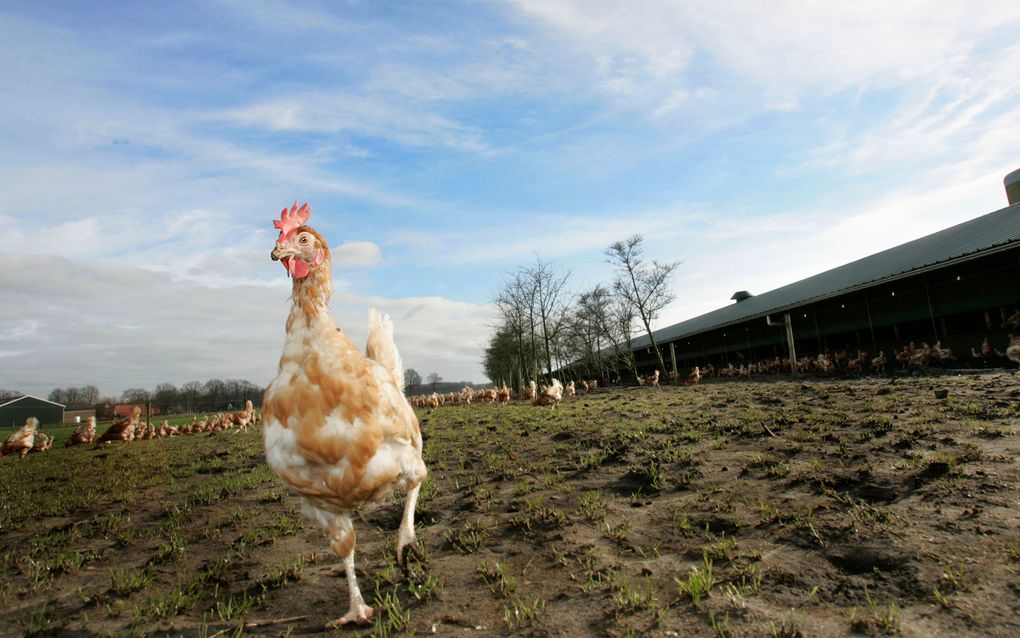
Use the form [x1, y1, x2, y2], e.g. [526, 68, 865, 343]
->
[640, 369, 660, 386]
[1006, 335, 1020, 370]
[229, 400, 255, 431]
[66, 416, 97, 447]
[262, 202, 427, 627]
[522, 380, 537, 401]
[32, 432, 53, 452]
[531, 378, 564, 407]
[1, 417, 38, 458]
[97, 406, 142, 444]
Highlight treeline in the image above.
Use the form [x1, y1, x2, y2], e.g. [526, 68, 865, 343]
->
[401, 369, 482, 396]
[40, 379, 265, 414]
[486, 234, 679, 391]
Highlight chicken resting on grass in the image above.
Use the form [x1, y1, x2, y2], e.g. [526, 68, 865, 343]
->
[262, 202, 427, 627]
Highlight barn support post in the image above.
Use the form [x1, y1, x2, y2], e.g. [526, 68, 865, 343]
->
[766, 313, 798, 373]
[785, 314, 797, 372]
[923, 280, 938, 341]
[669, 342, 678, 381]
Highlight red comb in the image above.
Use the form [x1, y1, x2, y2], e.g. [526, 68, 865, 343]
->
[274, 201, 311, 240]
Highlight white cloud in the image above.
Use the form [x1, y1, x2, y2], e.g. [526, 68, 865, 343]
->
[333, 241, 383, 267]
[0, 252, 494, 397]
[217, 94, 489, 152]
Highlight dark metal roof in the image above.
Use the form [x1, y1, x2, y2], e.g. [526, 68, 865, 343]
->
[633, 202, 1020, 348]
[0, 394, 65, 409]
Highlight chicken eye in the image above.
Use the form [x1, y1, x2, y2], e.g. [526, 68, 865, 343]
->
[299, 235, 310, 245]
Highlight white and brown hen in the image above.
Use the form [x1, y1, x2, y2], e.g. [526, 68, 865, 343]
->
[262, 202, 427, 627]
[1, 417, 38, 458]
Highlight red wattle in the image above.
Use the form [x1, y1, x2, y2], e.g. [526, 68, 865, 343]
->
[282, 256, 311, 278]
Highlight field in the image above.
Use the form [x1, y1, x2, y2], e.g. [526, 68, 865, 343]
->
[2, 372, 1019, 637]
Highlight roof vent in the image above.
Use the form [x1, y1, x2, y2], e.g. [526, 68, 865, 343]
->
[731, 290, 753, 303]
[1006, 168, 1020, 206]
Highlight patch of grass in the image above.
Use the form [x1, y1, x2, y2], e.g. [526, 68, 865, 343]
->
[443, 521, 488, 554]
[576, 489, 609, 521]
[850, 584, 900, 635]
[502, 596, 546, 630]
[477, 561, 517, 597]
[508, 497, 567, 533]
[626, 460, 666, 491]
[745, 453, 789, 478]
[768, 608, 805, 637]
[675, 556, 714, 605]
[612, 574, 656, 613]
[109, 567, 154, 596]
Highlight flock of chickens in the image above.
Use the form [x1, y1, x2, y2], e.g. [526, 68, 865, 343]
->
[668, 335, 1020, 383]
[408, 377, 603, 410]
[0, 401, 258, 459]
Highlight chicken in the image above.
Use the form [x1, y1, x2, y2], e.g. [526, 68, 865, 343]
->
[531, 378, 564, 407]
[565, 380, 576, 397]
[33, 432, 53, 452]
[227, 400, 255, 431]
[871, 351, 887, 373]
[262, 202, 427, 627]
[522, 380, 536, 401]
[640, 369, 660, 386]
[1, 417, 38, 458]
[97, 406, 141, 444]
[971, 337, 1003, 361]
[66, 416, 97, 447]
[496, 383, 511, 404]
[460, 386, 474, 404]
[425, 392, 440, 409]
[685, 366, 702, 385]
[1006, 335, 1020, 370]
[931, 341, 955, 364]
[847, 351, 867, 374]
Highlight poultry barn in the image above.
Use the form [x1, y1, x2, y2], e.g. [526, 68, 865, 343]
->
[619, 169, 1020, 379]
[0, 395, 64, 429]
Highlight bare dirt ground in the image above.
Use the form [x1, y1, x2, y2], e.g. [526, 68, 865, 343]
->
[2, 371, 1019, 637]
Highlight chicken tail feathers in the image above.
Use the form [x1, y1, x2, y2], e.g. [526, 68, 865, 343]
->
[366, 308, 405, 393]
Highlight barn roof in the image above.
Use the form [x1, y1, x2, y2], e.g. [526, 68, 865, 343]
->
[633, 202, 1020, 347]
[0, 394, 65, 409]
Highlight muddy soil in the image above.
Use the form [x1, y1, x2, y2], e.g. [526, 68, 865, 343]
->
[1, 371, 1019, 637]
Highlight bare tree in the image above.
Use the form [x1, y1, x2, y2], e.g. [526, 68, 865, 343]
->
[180, 381, 203, 412]
[527, 257, 572, 379]
[80, 385, 101, 406]
[493, 270, 537, 392]
[121, 388, 151, 404]
[483, 322, 519, 386]
[404, 369, 422, 396]
[154, 383, 179, 413]
[427, 372, 442, 392]
[606, 235, 680, 377]
[567, 286, 609, 379]
[0, 389, 21, 402]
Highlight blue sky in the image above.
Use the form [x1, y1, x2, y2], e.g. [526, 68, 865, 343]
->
[2, 1, 1019, 397]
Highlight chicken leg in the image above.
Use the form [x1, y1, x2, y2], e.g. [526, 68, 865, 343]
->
[326, 514, 374, 627]
[397, 482, 422, 567]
